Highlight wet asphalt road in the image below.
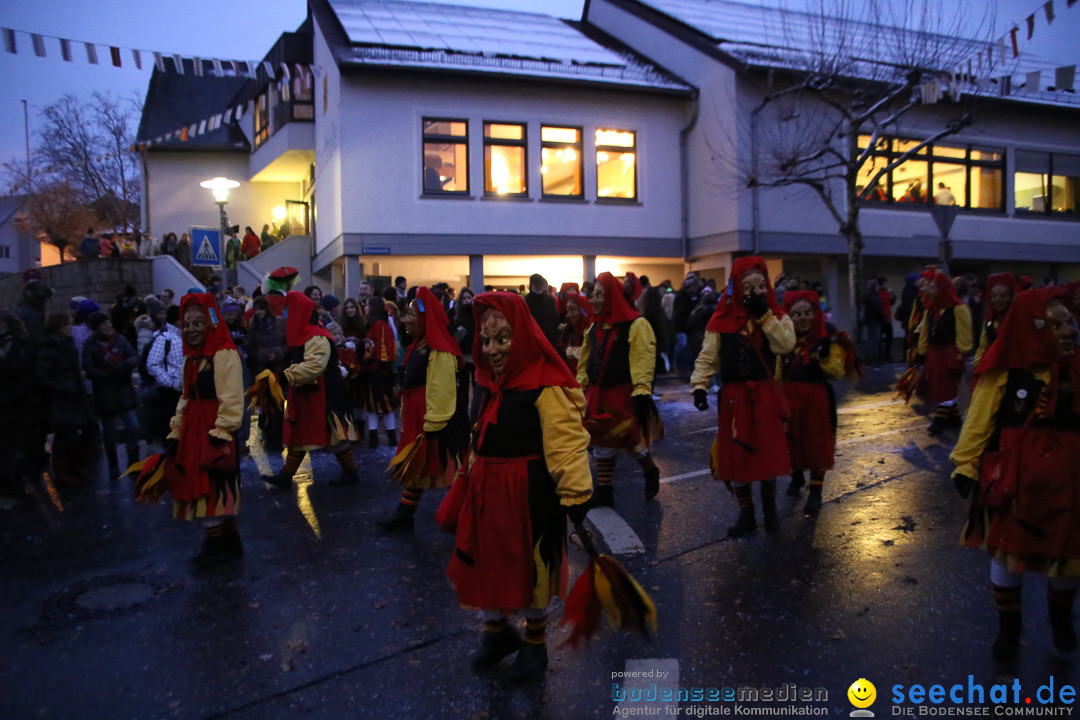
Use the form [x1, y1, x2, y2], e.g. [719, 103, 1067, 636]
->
[2, 364, 1079, 719]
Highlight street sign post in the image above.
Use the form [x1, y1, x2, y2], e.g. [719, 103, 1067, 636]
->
[191, 227, 222, 268]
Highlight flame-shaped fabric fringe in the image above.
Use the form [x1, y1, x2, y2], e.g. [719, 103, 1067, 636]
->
[387, 434, 429, 486]
[125, 453, 172, 505]
[246, 369, 285, 415]
[895, 366, 921, 403]
[561, 555, 657, 648]
[637, 396, 665, 445]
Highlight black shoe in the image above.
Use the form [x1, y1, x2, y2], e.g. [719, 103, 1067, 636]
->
[762, 501, 779, 533]
[643, 465, 660, 500]
[927, 417, 946, 436]
[470, 626, 520, 671]
[386, 429, 397, 447]
[727, 506, 757, 538]
[508, 642, 548, 681]
[329, 467, 360, 486]
[803, 487, 822, 515]
[191, 534, 239, 569]
[946, 413, 963, 428]
[261, 472, 292, 489]
[591, 485, 614, 508]
[377, 503, 415, 532]
[1050, 600, 1078, 654]
[992, 612, 1022, 661]
[368, 430, 379, 450]
[786, 472, 805, 496]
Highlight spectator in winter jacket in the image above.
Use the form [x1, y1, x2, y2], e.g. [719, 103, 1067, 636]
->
[82, 311, 140, 477]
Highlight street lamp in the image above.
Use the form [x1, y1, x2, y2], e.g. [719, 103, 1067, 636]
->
[200, 177, 239, 277]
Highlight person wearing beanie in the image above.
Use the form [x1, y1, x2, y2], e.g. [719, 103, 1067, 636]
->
[82, 311, 140, 478]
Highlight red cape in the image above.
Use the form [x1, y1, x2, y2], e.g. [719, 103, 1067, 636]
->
[707, 256, 782, 333]
[285, 291, 334, 347]
[594, 272, 640, 325]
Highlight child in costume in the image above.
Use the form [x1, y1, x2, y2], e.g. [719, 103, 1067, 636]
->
[778, 291, 860, 514]
[915, 272, 973, 434]
[577, 272, 663, 506]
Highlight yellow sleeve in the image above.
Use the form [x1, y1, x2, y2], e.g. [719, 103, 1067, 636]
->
[284, 336, 330, 386]
[972, 325, 991, 369]
[954, 304, 973, 356]
[209, 349, 245, 441]
[762, 312, 796, 355]
[691, 330, 721, 390]
[423, 350, 458, 432]
[949, 370, 1008, 480]
[576, 324, 593, 388]
[916, 313, 930, 356]
[166, 361, 191, 440]
[819, 340, 848, 381]
[628, 317, 657, 396]
[536, 386, 592, 507]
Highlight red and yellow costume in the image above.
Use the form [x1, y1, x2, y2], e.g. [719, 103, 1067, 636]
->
[916, 273, 972, 403]
[972, 272, 1017, 369]
[169, 293, 244, 521]
[362, 318, 398, 417]
[556, 290, 592, 377]
[950, 287, 1080, 659]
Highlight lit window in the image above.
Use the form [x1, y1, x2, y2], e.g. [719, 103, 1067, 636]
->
[855, 136, 1003, 210]
[254, 92, 270, 149]
[596, 129, 636, 200]
[1015, 150, 1079, 215]
[484, 122, 527, 196]
[423, 119, 469, 194]
[541, 126, 582, 198]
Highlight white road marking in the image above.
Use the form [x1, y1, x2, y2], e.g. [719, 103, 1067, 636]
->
[660, 468, 711, 484]
[587, 507, 645, 555]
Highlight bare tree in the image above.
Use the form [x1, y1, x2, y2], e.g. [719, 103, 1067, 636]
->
[738, 0, 992, 330]
[18, 181, 97, 263]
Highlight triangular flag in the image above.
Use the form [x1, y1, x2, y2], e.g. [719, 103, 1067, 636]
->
[263, 61, 274, 78]
[235, 104, 244, 120]
[197, 120, 206, 135]
[213, 113, 222, 129]
[31, 33, 45, 58]
[3, 28, 16, 55]
[999, 75, 1012, 96]
[1045, 0, 1056, 23]
[246, 60, 257, 77]
[181, 126, 189, 142]
[60, 38, 72, 61]
[1056, 65, 1076, 91]
[998, 37, 1006, 64]
[1009, 28, 1019, 58]
[189, 123, 197, 137]
[230, 60, 240, 76]
[85, 42, 98, 64]
[212, 58, 223, 76]
[173, 54, 184, 74]
[193, 57, 203, 76]
[224, 108, 233, 124]
[279, 62, 291, 80]
[153, 51, 164, 72]
[1026, 70, 1041, 92]
[131, 49, 142, 70]
[1026, 14, 1036, 39]
[110, 46, 121, 67]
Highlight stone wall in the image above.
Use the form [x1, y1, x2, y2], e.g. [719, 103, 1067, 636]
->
[0, 259, 154, 314]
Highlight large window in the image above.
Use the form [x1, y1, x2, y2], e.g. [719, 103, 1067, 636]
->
[253, 91, 270, 150]
[484, 122, 527, 196]
[422, 119, 469, 195]
[596, 129, 637, 200]
[541, 126, 582, 198]
[1015, 150, 1080, 216]
[856, 136, 1003, 210]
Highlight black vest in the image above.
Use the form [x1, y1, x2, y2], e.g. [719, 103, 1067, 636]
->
[401, 345, 430, 391]
[719, 330, 775, 383]
[586, 321, 632, 388]
[926, 307, 957, 347]
[190, 358, 216, 399]
[996, 370, 1078, 430]
[779, 341, 829, 383]
[474, 387, 544, 458]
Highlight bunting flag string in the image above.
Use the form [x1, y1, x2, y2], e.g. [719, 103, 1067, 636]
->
[0, 23, 308, 82]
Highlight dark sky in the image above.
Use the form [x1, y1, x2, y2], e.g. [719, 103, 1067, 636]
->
[0, 0, 1076, 179]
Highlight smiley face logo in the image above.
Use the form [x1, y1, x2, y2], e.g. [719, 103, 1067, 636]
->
[848, 678, 876, 709]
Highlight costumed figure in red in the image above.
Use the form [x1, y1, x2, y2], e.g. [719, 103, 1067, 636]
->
[950, 287, 1080, 660]
[439, 291, 592, 680]
[577, 272, 663, 507]
[623, 272, 643, 306]
[557, 290, 592, 377]
[915, 272, 973, 434]
[169, 293, 245, 568]
[778, 291, 861, 514]
[973, 272, 1017, 368]
[261, 291, 360, 489]
[361, 296, 399, 449]
[378, 286, 468, 531]
[691, 256, 795, 537]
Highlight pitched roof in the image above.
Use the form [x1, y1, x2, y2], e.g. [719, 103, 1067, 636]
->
[321, 0, 691, 93]
[136, 61, 252, 150]
[628, 0, 1079, 108]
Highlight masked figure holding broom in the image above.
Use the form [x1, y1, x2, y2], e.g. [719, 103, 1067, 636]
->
[438, 291, 592, 680]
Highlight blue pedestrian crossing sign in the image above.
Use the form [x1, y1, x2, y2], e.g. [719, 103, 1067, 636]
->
[191, 227, 221, 267]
